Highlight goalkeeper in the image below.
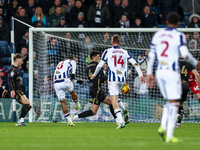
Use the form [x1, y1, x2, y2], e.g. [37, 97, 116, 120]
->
[72, 49, 129, 124]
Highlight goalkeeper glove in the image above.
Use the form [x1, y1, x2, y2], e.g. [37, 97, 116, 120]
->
[70, 74, 75, 80]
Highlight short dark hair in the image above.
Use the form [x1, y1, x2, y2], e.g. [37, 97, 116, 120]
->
[66, 56, 74, 60]
[166, 12, 180, 25]
[90, 49, 100, 59]
[75, 0, 82, 2]
[14, 53, 24, 61]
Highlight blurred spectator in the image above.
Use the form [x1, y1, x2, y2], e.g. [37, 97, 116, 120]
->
[84, 0, 95, 8]
[102, 32, 111, 45]
[72, 11, 89, 27]
[111, 0, 121, 27]
[79, 36, 95, 54]
[7, 0, 19, 20]
[17, 30, 29, 53]
[31, 6, 46, 27]
[189, 32, 200, 58]
[0, 68, 6, 77]
[14, 5, 22, 17]
[20, 47, 29, 72]
[103, 63, 108, 75]
[133, 69, 149, 99]
[137, 49, 149, 70]
[46, 38, 60, 66]
[59, 32, 80, 57]
[14, 7, 32, 44]
[180, 0, 200, 25]
[49, 0, 66, 17]
[18, 0, 28, 7]
[140, 5, 156, 27]
[25, 0, 36, 18]
[117, 0, 134, 26]
[63, 0, 75, 14]
[56, 16, 70, 27]
[33, 20, 42, 27]
[0, 16, 9, 41]
[0, 68, 6, 92]
[69, 0, 88, 24]
[87, 0, 111, 27]
[158, 0, 178, 24]
[129, 0, 142, 17]
[37, 0, 54, 17]
[187, 14, 200, 28]
[103, 0, 114, 9]
[143, 0, 158, 15]
[0, 6, 8, 22]
[37, 75, 56, 98]
[47, 6, 65, 27]
[0, 77, 7, 98]
[132, 17, 143, 27]
[116, 13, 130, 28]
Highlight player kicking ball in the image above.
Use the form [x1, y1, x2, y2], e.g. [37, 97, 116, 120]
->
[147, 12, 200, 143]
[72, 50, 129, 124]
[54, 56, 81, 126]
[92, 35, 145, 129]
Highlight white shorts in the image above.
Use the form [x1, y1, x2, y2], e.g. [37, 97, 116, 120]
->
[108, 82, 126, 96]
[156, 70, 181, 100]
[54, 79, 74, 101]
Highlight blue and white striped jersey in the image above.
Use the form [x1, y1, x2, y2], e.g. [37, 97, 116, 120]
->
[54, 59, 76, 81]
[101, 46, 136, 82]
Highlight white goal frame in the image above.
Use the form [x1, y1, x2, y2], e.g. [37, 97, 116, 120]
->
[28, 28, 200, 122]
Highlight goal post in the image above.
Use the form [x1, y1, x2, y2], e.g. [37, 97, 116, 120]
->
[29, 28, 200, 123]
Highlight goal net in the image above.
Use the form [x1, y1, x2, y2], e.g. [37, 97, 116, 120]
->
[29, 28, 200, 123]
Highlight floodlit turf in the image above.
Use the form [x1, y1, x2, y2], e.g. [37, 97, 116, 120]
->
[0, 123, 200, 150]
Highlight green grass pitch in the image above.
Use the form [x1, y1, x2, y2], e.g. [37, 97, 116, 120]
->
[0, 123, 200, 150]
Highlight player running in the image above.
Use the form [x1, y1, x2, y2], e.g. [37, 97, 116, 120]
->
[53, 56, 81, 126]
[92, 34, 145, 129]
[72, 49, 129, 124]
[176, 56, 200, 127]
[147, 12, 200, 143]
[3, 53, 32, 126]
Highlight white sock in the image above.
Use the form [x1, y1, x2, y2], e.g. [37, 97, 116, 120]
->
[161, 102, 169, 130]
[166, 102, 179, 138]
[74, 99, 79, 106]
[118, 99, 125, 111]
[72, 115, 79, 121]
[19, 118, 24, 123]
[114, 108, 123, 124]
[64, 113, 72, 122]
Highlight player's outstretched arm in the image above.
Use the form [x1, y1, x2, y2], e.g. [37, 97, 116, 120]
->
[147, 75, 155, 89]
[128, 58, 145, 83]
[147, 50, 156, 88]
[92, 60, 105, 79]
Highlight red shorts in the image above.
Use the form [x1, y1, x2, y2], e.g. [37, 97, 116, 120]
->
[189, 84, 200, 94]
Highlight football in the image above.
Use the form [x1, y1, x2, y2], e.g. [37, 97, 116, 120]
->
[121, 85, 130, 94]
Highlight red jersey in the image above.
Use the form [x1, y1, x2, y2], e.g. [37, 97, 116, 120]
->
[188, 70, 197, 86]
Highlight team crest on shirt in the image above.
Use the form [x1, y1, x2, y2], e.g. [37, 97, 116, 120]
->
[10, 72, 14, 77]
[190, 75, 192, 78]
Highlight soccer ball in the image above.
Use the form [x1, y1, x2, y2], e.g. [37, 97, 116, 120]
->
[121, 85, 130, 94]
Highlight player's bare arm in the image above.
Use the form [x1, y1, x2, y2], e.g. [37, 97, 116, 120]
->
[147, 75, 155, 89]
[2, 89, 8, 98]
